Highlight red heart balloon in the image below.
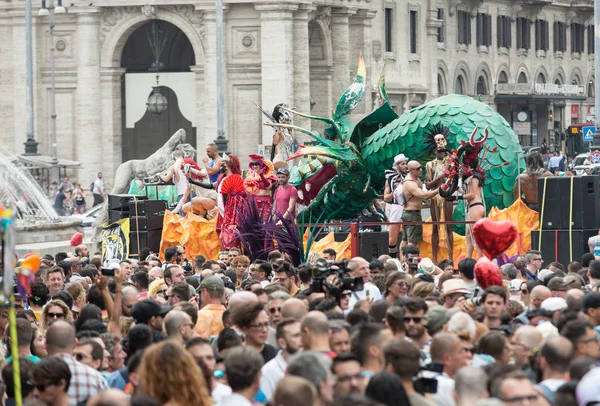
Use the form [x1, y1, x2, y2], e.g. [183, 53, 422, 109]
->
[472, 218, 517, 260]
[474, 257, 503, 290]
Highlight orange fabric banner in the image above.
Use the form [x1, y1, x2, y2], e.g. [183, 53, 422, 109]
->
[304, 231, 352, 260]
[159, 211, 221, 261]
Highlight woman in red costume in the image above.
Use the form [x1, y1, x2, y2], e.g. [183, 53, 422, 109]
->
[244, 154, 277, 219]
[189, 154, 247, 249]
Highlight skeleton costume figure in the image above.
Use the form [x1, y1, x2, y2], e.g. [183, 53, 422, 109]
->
[244, 154, 277, 219]
[424, 124, 454, 263]
[384, 154, 408, 258]
[446, 126, 491, 259]
[271, 103, 295, 168]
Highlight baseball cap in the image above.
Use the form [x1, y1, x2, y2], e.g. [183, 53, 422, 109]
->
[131, 299, 171, 324]
[537, 269, 554, 284]
[547, 277, 571, 291]
[424, 307, 459, 333]
[582, 292, 600, 313]
[540, 297, 568, 313]
[394, 154, 408, 164]
[508, 279, 523, 292]
[276, 167, 290, 176]
[196, 275, 225, 293]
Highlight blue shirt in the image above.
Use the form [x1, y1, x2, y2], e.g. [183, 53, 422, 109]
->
[6, 355, 40, 364]
[209, 159, 220, 183]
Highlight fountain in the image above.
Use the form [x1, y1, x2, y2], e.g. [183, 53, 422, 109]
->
[0, 152, 82, 255]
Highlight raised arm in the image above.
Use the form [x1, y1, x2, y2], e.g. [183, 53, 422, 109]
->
[404, 181, 438, 200]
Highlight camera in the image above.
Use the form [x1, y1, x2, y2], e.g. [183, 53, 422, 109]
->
[309, 259, 364, 296]
[182, 260, 193, 275]
[414, 362, 444, 395]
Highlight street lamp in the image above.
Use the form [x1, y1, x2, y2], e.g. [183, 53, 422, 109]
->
[146, 19, 168, 119]
[24, 0, 38, 155]
[38, 0, 65, 184]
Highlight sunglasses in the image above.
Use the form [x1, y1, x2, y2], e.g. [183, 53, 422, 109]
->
[403, 317, 423, 323]
[340, 292, 351, 299]
[47, 312, 65, 319]
[521, 289, 529, 294]
[74, 353, 89, 362]
[268, 307, 282, 314]
[34, 382, 57, 392]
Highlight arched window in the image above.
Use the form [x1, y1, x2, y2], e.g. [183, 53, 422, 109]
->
[498, 71, 508, 84]
[438, 74, 446, 95]
[476, 75, 488, 95]
[455, 75, 465, 94]
[572, 75, 581, 86]
[517, 72, 528, 84]
[536, 73, 546, 84]
[588, 80, 594, 98]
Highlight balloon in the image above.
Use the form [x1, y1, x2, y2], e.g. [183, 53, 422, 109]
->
[474, 257, 503, 290]
[472, 218, 517, 260]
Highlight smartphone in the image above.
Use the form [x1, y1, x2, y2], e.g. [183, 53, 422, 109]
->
[101, 267, 115, 277]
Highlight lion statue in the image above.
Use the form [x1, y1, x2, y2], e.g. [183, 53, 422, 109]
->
[92, 129, 196, 234]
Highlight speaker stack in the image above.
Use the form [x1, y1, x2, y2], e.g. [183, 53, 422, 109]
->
[107, 194, 167, 257]
[532, 176, 600, 265]
[334, 231, 390, 261]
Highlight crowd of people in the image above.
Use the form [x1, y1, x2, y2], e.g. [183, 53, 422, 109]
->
[3, 241, 600, 406]
[50, 173, 104, 216]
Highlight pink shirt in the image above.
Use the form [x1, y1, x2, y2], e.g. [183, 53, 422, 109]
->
[273, 184, 298, 218]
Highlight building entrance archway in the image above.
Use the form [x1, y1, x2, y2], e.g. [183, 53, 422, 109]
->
[120, 20, 197, 162]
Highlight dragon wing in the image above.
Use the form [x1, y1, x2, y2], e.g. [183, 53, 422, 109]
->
[362, 94, 524, 209]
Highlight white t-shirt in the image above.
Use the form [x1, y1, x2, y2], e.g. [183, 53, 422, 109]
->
[259, 351, 287, 400]
[347, 283, 383, 314]
[212, 382, 232, 404]
[93, 178, 104, 194]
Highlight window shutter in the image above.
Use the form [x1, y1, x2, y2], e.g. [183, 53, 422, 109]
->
[553, 22, 558, 51]
[467, 13, 472, 44]
[487, 15, 492, 46]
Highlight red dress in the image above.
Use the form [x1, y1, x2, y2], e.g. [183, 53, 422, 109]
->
[217, 174, 247, 249]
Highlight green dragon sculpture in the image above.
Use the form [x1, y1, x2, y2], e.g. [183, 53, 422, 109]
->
[269, 57, 524, 227]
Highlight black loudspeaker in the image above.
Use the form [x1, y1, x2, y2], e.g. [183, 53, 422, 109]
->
[538, 177, 563, 229]
[128, 200, 167, 216]
[330, 231, 389, 261]
[538, 176, 600, 229]
[531, 229, 597, 266]
[108, 194, 147, 211]
[129, 230, 162, 256]
[130, 215, 164, 231]
[108, 210, 129, 224]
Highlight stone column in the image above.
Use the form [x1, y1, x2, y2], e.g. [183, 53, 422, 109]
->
[349, 10, 376, 114]
[424, 4, 442, 100]
[255, 3, 298, 145]
[12, 15, 27, 153]
[200, 9, 219, 147]
[76, 9, 102, 186]
[292, 5, 314, 141]
[190, 65, 205, 154]
[100, 67, 125, 191]
[330, 7, 355, 103]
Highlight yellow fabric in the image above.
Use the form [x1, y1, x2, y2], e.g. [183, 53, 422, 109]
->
[418, 198, 539, 263]
[194, 304, 226, 339]
[101, 218, 130, 263]
[160, 210, 221, 261]
[303, 230, 352, 260]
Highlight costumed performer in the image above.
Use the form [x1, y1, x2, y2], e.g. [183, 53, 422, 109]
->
[182, 159, 218, 218]
[244, 154, 277, 219]
[383, 153, 408, 259]
[158, 149, 189, 216]
[424, 125, 454, 263]
[271, 103, 295, 168]
[513, 151, 552, 211]
[191, 154, 247, 249]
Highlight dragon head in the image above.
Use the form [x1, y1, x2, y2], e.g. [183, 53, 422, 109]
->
[265, 57, 398, 212]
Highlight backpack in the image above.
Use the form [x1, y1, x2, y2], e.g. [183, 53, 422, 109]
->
[536, 382, 555, 404]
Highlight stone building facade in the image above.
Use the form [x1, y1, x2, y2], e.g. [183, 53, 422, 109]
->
[0, 0, 594, 190]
